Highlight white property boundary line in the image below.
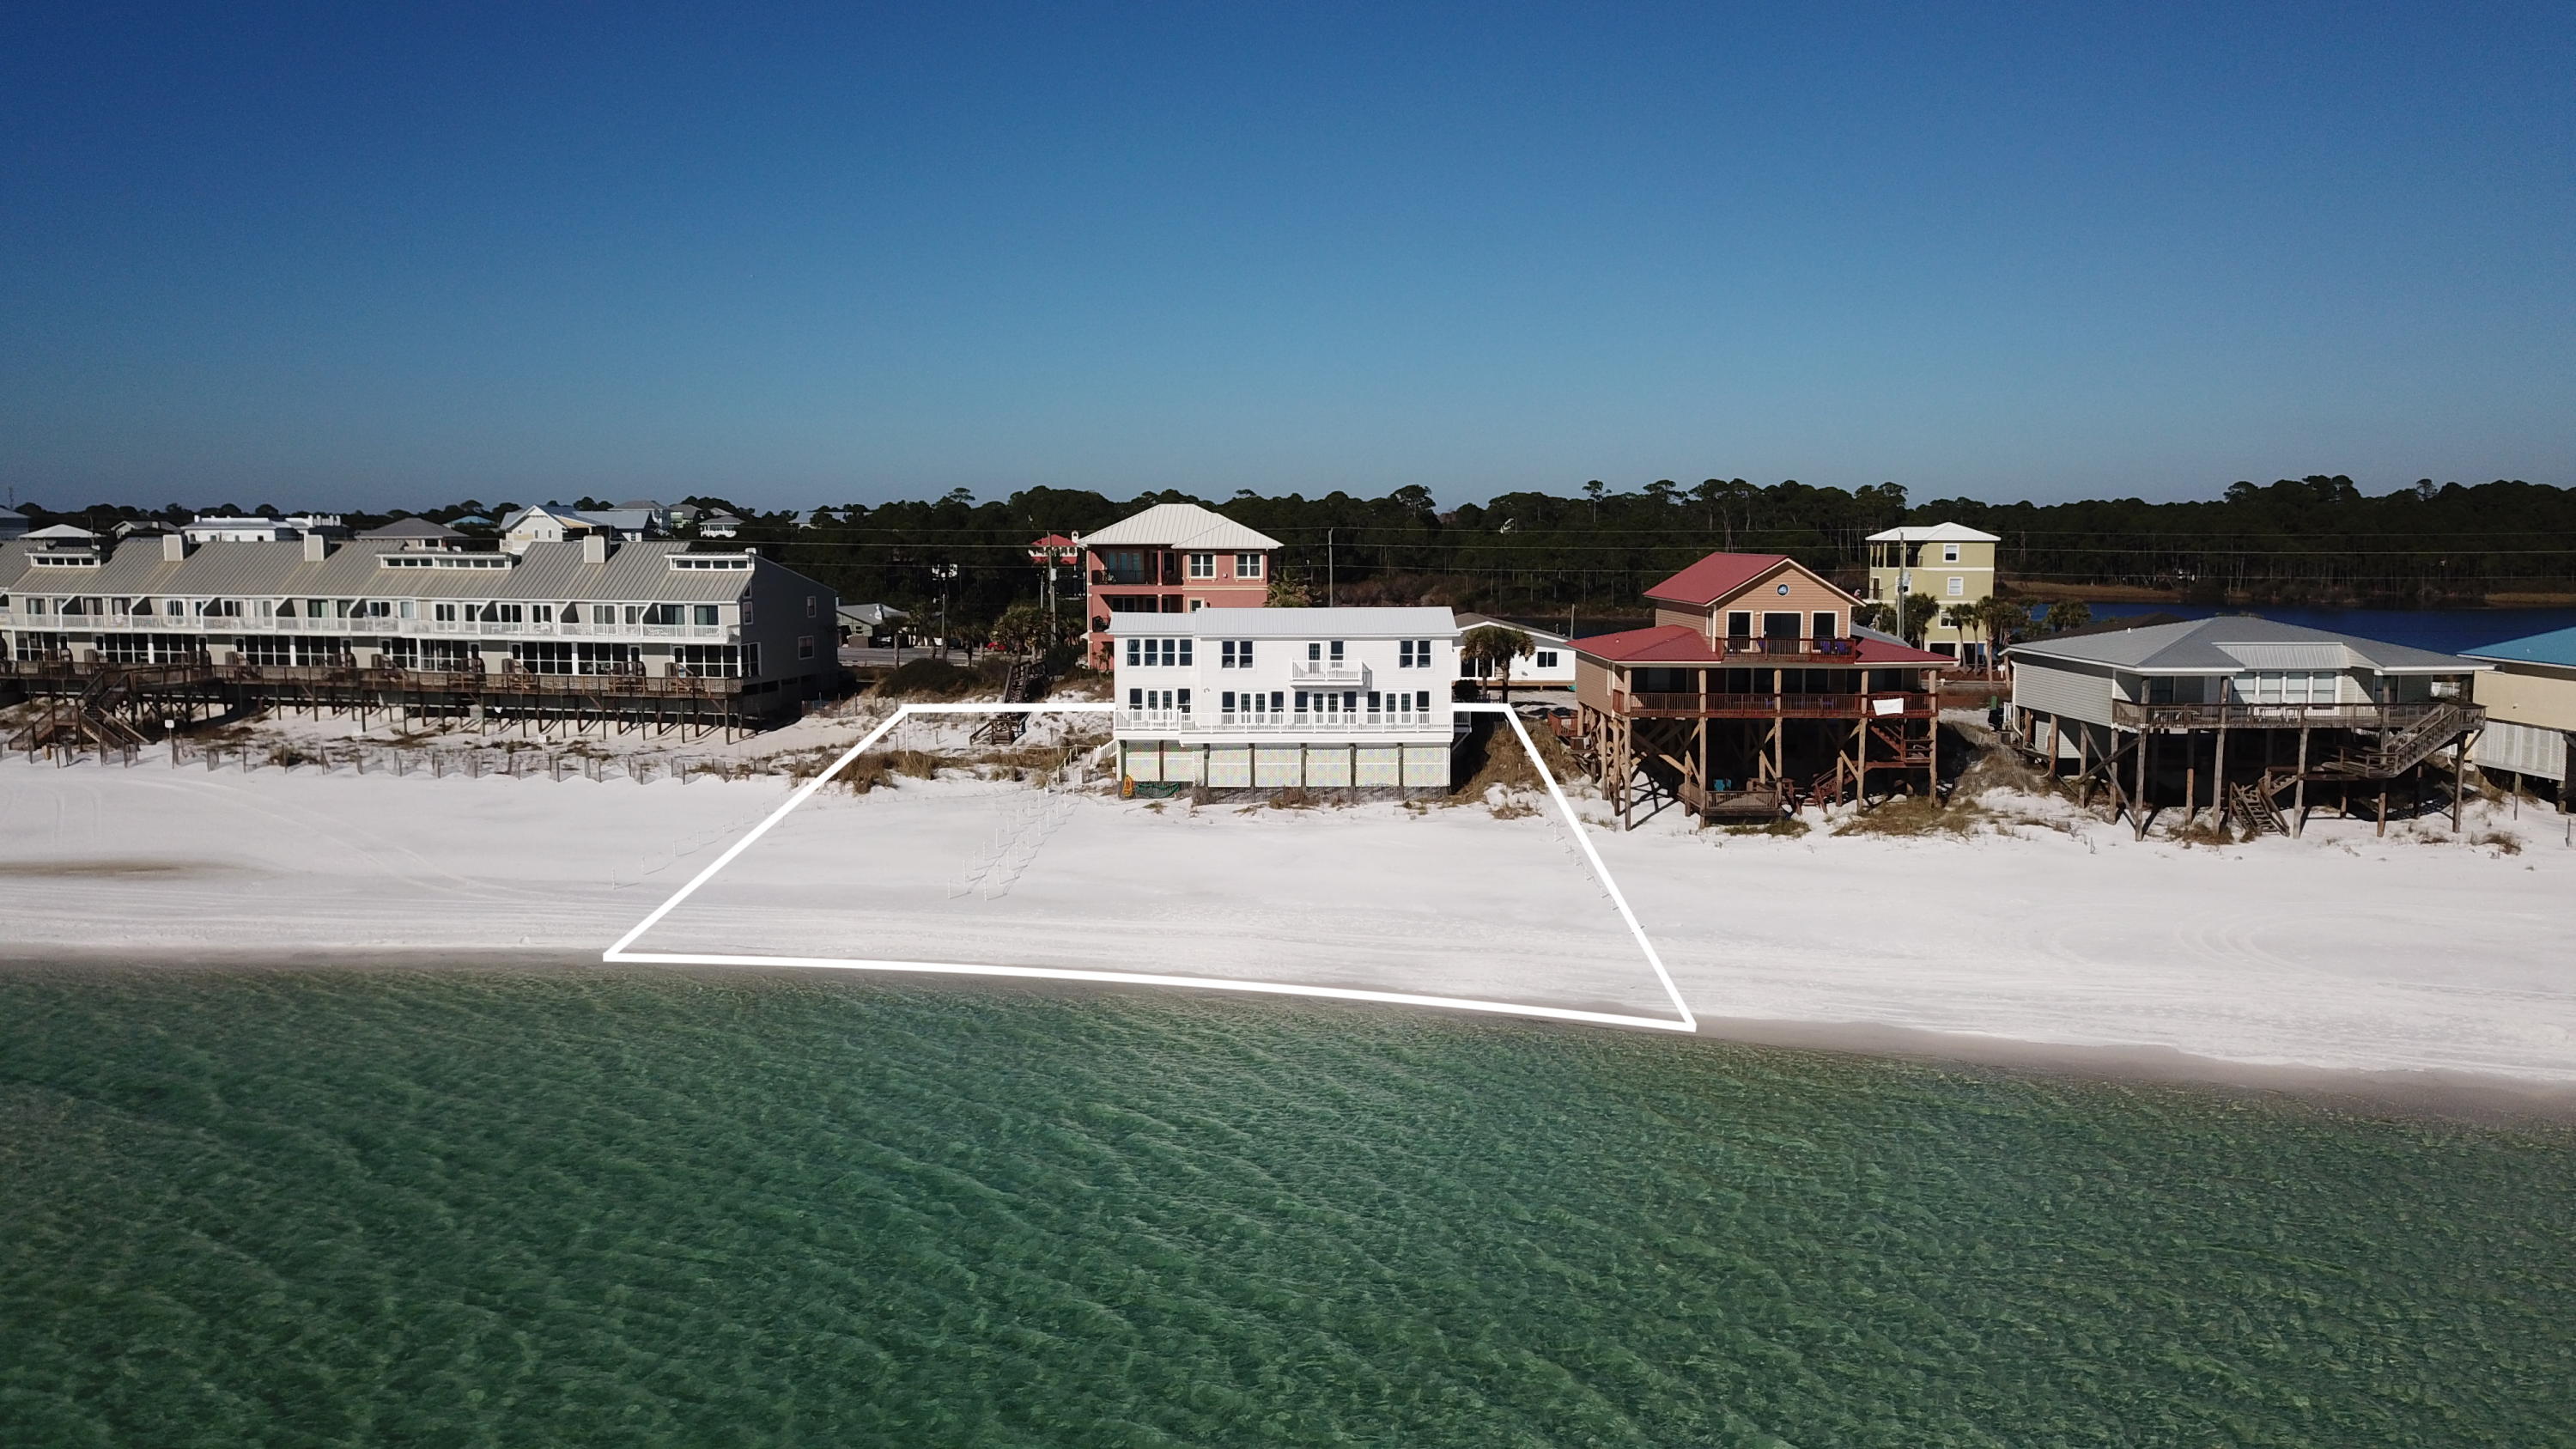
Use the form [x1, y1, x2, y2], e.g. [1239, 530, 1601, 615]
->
[604, 701, 1698, 1034]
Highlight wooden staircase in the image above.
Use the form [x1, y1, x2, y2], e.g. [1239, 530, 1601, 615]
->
[9, 667, 151, 752]
[2225, 772, 2293, 837]
[969, 660, 1049, 746]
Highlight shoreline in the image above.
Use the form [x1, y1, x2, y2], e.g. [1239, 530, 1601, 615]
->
[13, 948, 2575, 1129]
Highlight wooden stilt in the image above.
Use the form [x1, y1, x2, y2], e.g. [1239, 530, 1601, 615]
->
[2293, 727, 2310, 836]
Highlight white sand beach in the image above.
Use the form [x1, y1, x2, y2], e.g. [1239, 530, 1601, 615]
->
[4, 741, 2571, 1088]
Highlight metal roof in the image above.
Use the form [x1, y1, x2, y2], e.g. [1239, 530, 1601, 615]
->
[1105, 606, 1455, 637]
[0, 538, 819, 605]
[2461, 624, 2576, 669]
[1865, 521, 2002, 542]
[1078, 502, 1282, 551]
[2006, 615, 2486, 675]
[1641, 553, 1818, 607]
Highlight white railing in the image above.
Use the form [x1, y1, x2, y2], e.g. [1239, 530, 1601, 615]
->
[1289, 662, 1371, 687]
[1118, 709, 1445, 734]
[44, 615, 730, 642]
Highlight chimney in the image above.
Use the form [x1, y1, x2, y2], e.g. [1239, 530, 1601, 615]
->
[162, 533, 189, 562]
[580, 533, 609, 564]
[302, 532, 329, 562]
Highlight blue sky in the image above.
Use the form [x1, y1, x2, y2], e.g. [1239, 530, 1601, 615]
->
[3, 2, 2569, 511]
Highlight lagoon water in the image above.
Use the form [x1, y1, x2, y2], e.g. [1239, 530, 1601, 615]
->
[5, 967, 2573, 1446]
[2081, 604, 2576, 654]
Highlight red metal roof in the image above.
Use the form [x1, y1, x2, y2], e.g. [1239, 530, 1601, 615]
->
[1642, 552, 1799, 606]
[1573, 624, 1951, 666]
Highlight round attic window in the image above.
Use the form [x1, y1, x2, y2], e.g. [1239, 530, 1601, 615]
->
[1775, 582, 1791, 595]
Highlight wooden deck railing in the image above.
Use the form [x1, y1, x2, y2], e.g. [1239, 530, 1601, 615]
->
[2108, 700, 2476, 730]
[1612, 691, 1935, 719]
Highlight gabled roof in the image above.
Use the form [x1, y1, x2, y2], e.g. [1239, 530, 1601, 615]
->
[2461, 624, 2576, 669]
[1079, 502, 1281, 551]
[1642, 552, 1844, 608]
[358, 516, 464, 539]
[23, 523, 98, 540]
[1866, 521, 2001, 543]
[1573, 623, 1947, 667]
[0, 537, 825, 606]
[1452, 612, 1569, 645]
[2006, 615, 2486, 675]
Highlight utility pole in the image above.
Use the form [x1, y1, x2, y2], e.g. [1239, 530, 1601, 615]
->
[931, 563, 957, 661]
[1326, 528, 1334, 607]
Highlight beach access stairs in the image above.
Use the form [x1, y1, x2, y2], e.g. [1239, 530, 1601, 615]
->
[4, 662, 198, 753]
[969, 659, 1050, 746]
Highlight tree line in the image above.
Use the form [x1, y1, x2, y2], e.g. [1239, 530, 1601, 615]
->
[14, 474, 2573, 644]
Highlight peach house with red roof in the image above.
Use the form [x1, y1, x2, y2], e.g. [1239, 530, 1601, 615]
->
[1571, 551, 1953, 825]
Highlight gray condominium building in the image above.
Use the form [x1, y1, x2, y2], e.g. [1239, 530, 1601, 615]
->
[1, 531, 839, 739]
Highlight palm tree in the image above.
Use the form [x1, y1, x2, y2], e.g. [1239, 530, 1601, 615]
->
[1898, 593, 1941, 647]
[1974, 596, 2028, 673]
[2043, 600, 2093, 634]
[1941, 601, 1982, 666]
[1461, 624, 1535, 699]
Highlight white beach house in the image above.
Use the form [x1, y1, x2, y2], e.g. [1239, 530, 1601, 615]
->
[1109, 607, 1461, 790]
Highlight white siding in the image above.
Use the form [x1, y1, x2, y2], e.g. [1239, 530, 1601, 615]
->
[2013, 659, 2117, 727]
[2475, 720, 2567, 783]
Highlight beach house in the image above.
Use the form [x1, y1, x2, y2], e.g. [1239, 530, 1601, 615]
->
[1109, 607, 1460, 792]
[2005, 615, 2489, 836]
[1077, 502, 1281, 666]
[0, 532, 838, 744]
[2462, 625, 2576, 807]
[1569, 552, 1953, 825]
[1864, 522, 2002, 662]
[498, 503, 667, 554]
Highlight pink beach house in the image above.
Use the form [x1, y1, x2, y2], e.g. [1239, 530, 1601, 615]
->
[1077, 502, 1282, 667]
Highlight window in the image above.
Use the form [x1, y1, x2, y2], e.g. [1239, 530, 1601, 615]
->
[1534, 650, 1559, 669]
[1946, 576, 1964, 597]
[517, 641, 575, 674]
[434, 602, 458, 622]
[1812, 612, 1837, 640]
[744, 642, 761, 675]
[1329, 641, 1345, 662]
[1942, 542, 1960, 563]
[1126, 637, 1140, 667]
[1188, 552, 1215, 579]
[1398, 640, 1416, 668]
[1415, 691, 1431, 712]
[165, 600, 184, 617]
[695, 605, 719, 626]
[742, 597, 755, 624]
[1220, 639, 1252, 667]
[797, 636, 815, 660]
[592, 605, 615, 625]
[675, 644, 740, 677]
[1725, 611, 1753, 641]
[1236, 553, 1263, 579]
[805, 595, 817, 618]
[531, 603, 552, 624]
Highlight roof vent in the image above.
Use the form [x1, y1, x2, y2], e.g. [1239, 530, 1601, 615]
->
[163, 533, 190, 562]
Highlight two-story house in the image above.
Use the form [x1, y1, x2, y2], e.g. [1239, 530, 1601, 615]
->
[1078, 502, 1281, 666]
[1109, 607, 1461, 792]
[1865, 522, 2001, 661]
[2464, 624, 2576, 805]
[1571, 552, 1952, 824]
[0, 533, 838, 735]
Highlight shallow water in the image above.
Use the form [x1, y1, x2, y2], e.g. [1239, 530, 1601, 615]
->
[4, 967, 2573, 1446]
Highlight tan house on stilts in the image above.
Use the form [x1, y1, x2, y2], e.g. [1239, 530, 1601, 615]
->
[1570, 552, 1952, 825]
[2004, 616, 2489, 837]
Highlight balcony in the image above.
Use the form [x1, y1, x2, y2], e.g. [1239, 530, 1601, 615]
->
[1713, 636, 1871, 661]
[1289, 661, 1371, 688]
[2108, 700, 2476, 731]
[1610, 690, 1934, 720]
[1115, 709, 1444, 735]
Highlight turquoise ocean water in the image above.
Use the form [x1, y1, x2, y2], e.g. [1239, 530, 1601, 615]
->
[3, 968, 2571, 1447]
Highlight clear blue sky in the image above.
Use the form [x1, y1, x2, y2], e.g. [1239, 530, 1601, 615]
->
[4, 2, 2569, 512]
